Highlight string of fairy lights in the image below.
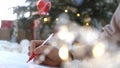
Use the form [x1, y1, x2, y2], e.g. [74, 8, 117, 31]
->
[43, 8, 90, 26]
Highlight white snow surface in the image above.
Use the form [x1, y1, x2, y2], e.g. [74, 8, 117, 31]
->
[0, 39, 50, 68]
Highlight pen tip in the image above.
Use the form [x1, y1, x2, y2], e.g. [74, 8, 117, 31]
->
[26, 53, 35, 63]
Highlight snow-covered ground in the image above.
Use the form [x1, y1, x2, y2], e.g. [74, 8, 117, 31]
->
[0, 39, 30, 54]
[0, 39, 50, 68]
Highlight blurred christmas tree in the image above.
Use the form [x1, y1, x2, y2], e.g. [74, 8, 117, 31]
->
[13, 0, 119, 40]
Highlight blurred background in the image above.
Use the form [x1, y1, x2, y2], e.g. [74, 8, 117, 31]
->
[0, 0, 120, 68]
[0, 0, 119, 42]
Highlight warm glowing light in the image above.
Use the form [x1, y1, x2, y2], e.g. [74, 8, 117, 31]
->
[57, 25, 75, 44]
[76, 13, 80, 17]
[43, 17, 50, 22]
[59, 45, 69, 61]
[92, 42, 105, 58]
[64, 9, 68, 13]
[57, 25, 68, 40]
[44, 18, 48, 22]
[85, 22, 89, 26]
[56, 18, 59, 21]
[60, 25, 68, 31]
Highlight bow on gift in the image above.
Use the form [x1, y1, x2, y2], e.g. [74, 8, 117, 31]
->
[36, 0, 51, 16]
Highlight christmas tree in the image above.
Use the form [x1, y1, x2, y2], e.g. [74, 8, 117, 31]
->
[13, 0, 119, 41]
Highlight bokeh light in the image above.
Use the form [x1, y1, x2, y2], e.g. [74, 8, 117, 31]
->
[92, 42, 106, 58]
[59, 45, 69, 61]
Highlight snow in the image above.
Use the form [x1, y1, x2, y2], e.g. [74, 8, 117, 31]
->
[0, 39, 50, 68]
[0, 39, 30, 54]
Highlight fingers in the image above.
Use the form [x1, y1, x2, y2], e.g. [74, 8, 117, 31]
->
[28, 40, 62, 66]
[28, 40, 50, 56]
[28, 40, 44, 56]
[34, 44, 50, 55]
[38, 47, 62, 66]
[41, 57, 60, 66]
[33, 55, 61, 66]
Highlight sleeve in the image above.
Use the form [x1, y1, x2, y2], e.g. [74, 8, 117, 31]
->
[100, 4, 120, 43]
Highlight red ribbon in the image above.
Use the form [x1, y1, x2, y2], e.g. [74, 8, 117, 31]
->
[36, 0, 51, 16]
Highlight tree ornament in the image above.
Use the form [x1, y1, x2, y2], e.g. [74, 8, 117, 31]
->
[36, 0, 51, 16]
[71, 0, 83, 6]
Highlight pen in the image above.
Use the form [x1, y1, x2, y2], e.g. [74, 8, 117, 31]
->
[27, 33, 54, 63]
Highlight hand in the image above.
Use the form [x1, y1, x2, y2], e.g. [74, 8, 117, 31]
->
[28, 40, 62, 66]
